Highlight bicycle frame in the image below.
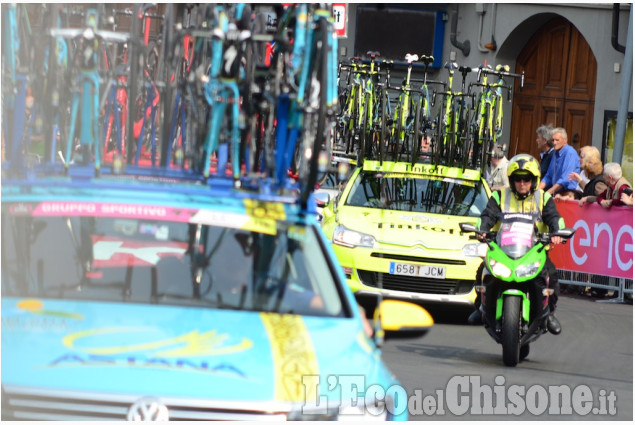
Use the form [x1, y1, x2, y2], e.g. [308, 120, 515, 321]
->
[200, 4, 250, 181]
[469, 64, 523, 172]
[2, 4, 28, 171]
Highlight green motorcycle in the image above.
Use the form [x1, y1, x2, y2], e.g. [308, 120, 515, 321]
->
[460, 213, 575, 367]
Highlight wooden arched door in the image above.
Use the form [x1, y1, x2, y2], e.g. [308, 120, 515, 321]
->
[510, 17, 597, 158]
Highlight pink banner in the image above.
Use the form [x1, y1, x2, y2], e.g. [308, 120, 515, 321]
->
[550, 199, 633, 279]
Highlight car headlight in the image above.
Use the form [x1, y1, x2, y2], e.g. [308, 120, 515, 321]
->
[516, 261, 541, 278]
[338, 400, 389, 421]
[287, 406, 340, 421]
[489, 259, 512, 278]
[290, 398, 389, 421]
[333, 225, 375, 248]
[462, 243, 488, 257]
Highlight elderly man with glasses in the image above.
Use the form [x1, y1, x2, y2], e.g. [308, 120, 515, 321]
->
[538, 127, 580, 197]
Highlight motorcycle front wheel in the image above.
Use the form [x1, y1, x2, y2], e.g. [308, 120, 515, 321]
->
[502, 296, 521, 367]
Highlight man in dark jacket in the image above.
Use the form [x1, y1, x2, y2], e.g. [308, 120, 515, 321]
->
[536, 124, 555, 178]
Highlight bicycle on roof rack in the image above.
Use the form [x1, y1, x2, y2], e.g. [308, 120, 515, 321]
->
[49, 9, 129, 176]
[2, 3, 341, 217]
[386, 53, 428, 164]
[292, 4, 339, 209]
[2, 3, 34, 173]
[468, 63, 523, 174]
[432, 62, 476, 169]
[404, 55, 444, 166]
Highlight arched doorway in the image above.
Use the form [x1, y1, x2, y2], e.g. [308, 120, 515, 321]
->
[510, 16, 597, 158]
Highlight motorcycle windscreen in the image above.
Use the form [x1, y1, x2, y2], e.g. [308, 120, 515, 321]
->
[496, 213, 537, 259]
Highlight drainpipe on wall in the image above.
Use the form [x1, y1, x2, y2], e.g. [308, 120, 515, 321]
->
[484, 3, 497, 51]
[450, 4, 470, 57]
[613, 4, 632, 164]
[612, 3, 626, 54]
[476, 4, 489, 53]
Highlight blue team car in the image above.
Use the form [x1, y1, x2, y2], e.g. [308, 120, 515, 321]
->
[2, 164, 433, 420]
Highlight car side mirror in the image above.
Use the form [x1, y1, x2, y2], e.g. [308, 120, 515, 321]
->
[314, 191, 331, 207]
[460, 222, 478, 233]
[373, 299, 433, 346]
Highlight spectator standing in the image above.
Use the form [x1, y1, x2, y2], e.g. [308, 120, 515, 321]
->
[488, 145, 509, 191]
[538, 128, 580, 196]
[536, 124, 555, 178]
[571, 145, 592, 191]
[620, 191, 633, 206]
[569, 146, 607, 201]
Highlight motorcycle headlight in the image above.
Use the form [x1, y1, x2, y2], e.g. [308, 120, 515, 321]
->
[333, 225, 376, 248]
[516, 261, 541, 278]
[489, 259, 512, 278]
[462, 243, 488, 257]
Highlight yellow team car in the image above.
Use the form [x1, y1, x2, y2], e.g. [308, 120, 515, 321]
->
[321, 160, 492, 307]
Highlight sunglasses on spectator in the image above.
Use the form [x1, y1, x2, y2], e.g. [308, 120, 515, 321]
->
[513, 175, 532, 183]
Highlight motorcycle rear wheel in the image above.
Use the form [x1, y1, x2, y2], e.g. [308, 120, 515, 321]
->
[502, 296, 521, 367]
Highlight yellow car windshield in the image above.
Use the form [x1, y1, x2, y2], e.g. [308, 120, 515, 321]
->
[345, 171, 489, 216]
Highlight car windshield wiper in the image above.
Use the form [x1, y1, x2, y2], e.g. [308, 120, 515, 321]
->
[189, 225, 228, 298]
[154, 292, 224, 308]
[64, 216, 95, 288]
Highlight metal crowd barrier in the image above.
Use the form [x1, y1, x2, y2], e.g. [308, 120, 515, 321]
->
[557, 269, 633, 304]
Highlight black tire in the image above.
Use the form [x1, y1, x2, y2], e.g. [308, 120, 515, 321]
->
[520, 343, 530, 361]
[434, 107, 444, 167]
[393, 104, 404, 162]
[126, 4, 143, 163]
[480, 109, 491, 175]
[379, 88, 387, 163]
[412, 100, 422, 165]
[360, 91, 370, 161]
[502, 295, 521, 367]
[446, 103, 456, 165]
[461, 131, 472, 171]
[300, 17, 329, 209]
[345, 89, 358, 155]
[455, 100, 468, 168]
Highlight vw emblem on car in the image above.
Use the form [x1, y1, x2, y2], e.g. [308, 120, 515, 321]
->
[127, 397, 170, 421]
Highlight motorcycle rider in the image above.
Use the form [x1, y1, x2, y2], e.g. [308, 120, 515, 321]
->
[468, 154, 565, 334]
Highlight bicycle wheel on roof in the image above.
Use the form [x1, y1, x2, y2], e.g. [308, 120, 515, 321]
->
[299, 15, 330, 210]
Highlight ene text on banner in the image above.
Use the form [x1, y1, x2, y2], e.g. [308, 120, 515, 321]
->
[550, 200, 633, 279]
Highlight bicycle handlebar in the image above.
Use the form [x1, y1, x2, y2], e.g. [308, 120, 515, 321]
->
[444, 61, 459, 72]
[405, 53, 419, 64]
[479, 66, 524, 88]
[50, 28, 130, 43]
[418, 55, 434, 65]
[407, 78, 446, 86]
[468, 81, 513, 98]
[113, 8, 164, 21]
[387, 85, 426, 95]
